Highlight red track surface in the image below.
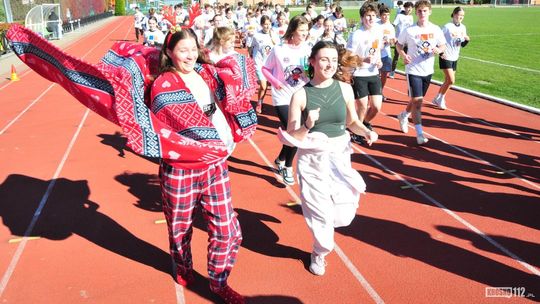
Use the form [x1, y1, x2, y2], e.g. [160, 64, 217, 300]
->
[1, 17, 538, 303]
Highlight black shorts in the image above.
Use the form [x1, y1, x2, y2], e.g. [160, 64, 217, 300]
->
[439, 57, 458, 71]
[352, 75, 382, 99]
[407, 74, 432, 98]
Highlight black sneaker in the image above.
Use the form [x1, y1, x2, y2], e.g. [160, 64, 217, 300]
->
[350, 133, 366, 145]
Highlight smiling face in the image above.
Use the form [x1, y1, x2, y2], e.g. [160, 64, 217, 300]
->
[453, 10, 465, 25]
[166, 36, 199, 74]
[362, 10, 378, 28]
[261, 18, 272, 33]
[291, 23, 309, 44]
[310, 47, 338, 80]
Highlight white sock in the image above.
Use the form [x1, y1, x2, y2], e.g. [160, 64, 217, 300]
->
[436, 93, 442, 100]
[415, 124, 423, 136]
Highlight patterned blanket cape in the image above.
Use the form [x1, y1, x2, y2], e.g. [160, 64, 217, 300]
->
[6, 24, 258, 169]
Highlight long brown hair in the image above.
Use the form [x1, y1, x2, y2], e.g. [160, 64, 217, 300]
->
[307, 41, 359, 83]
[282, 15, 310, 42]
[159, 27, 210, 74]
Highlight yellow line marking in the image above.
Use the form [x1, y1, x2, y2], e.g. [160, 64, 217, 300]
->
[154, 219, 166, 224]
[400, 183, 424, 189]
[8, 236, 41, 244]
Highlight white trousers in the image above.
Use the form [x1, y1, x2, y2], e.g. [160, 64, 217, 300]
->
[297, 133, 366, 256]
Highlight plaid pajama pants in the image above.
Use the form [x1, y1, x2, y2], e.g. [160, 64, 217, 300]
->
[159, 160, 242, 288]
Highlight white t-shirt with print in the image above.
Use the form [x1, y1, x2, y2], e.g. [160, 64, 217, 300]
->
[263, 43, 311, 106]
[393, 13, 413, 38]
[347, 24, 384, 77]
[252, 30, 279, 68]
[441, 22, 467, 61]
[378, 20, 396, 58]
[398, 22, 446, 76]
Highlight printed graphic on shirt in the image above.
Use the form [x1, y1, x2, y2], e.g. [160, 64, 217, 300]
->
[284, 65, 308, 87]
[450, 30, 464, 46]
[368, 39, 379, 55]
[416, 33, 435, 58]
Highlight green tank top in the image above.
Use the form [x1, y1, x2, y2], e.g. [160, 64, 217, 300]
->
[303, 79, 347, 138]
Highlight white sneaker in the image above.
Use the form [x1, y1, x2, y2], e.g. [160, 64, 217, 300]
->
[281, 167, 295, 186]
[438, 97, 447, 110]
[389, 71, 395, 79]
[397, 111, 409, 133]
[274, 158, 284, 173]
[432, 95, 447, 110]
[417, 134, 429, 145]
[309, 253, 327, 276]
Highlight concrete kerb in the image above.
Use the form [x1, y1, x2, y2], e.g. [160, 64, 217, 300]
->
[0, 16, 120, 79]
[394, 70, 540, 115]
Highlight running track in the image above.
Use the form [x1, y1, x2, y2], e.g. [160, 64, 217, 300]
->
[0, 17, 538, 303]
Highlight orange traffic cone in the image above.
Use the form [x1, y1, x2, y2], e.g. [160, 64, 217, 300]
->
[10, 65, 19, 81]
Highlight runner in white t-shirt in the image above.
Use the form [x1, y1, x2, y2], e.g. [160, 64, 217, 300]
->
[251, 15, 280, 113]
[262, 15, 311, 186]
[432, 6, 470, 110]
[391, 1, 414, 77]
[396, 0, 446, 145]
[378, 5, 396, 100]
[346, 2, 383, 144]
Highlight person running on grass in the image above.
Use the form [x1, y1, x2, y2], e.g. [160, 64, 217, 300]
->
[346, 2, 383, 145]
[396, 0, 446, 145]
[279, 41, 377, 276]
[262, 15, 311, 186]
[432, 6, 470, 110]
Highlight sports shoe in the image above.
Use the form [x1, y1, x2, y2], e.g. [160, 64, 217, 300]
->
[175, 270, 195, 286]
[438, 97, 447, 110]
[274, 158, 284, 173]
[350, 133, 366, 145]
[417, 134, 429, 145]
[211, 285, 245, 304]
[397, 111, 410, 133]
[432, 95, 447, 110]
[281, 166, 295, 186]
[389, 71, 395, 79]
[309, 253, 327, 276]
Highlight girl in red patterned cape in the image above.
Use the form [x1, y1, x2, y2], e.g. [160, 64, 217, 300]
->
[7, 19, 256, 303]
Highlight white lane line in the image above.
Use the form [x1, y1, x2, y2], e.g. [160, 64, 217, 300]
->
[334, 245, 385, 304]
[384, 87, 540, 189]
[446, 107, 540, 144]
[0, 17, 128, 135]
[0, 109, 90, 297]
[460, 56, 540, 74]
[248, 138, 385, 303]
[352, 144, 540, 277]
[0, 84, 55, 136]
[474, 33, 540, 37]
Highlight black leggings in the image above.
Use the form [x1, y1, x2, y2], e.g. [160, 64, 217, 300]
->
[274, 105, 297, 168]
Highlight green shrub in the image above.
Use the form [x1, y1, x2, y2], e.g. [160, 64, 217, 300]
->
[115, 0, 126, 16]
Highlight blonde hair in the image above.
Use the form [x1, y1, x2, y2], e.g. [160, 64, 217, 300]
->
[210, 26, 235, 48]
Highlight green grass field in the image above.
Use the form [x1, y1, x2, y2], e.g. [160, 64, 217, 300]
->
[339, 6, 540, 109]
